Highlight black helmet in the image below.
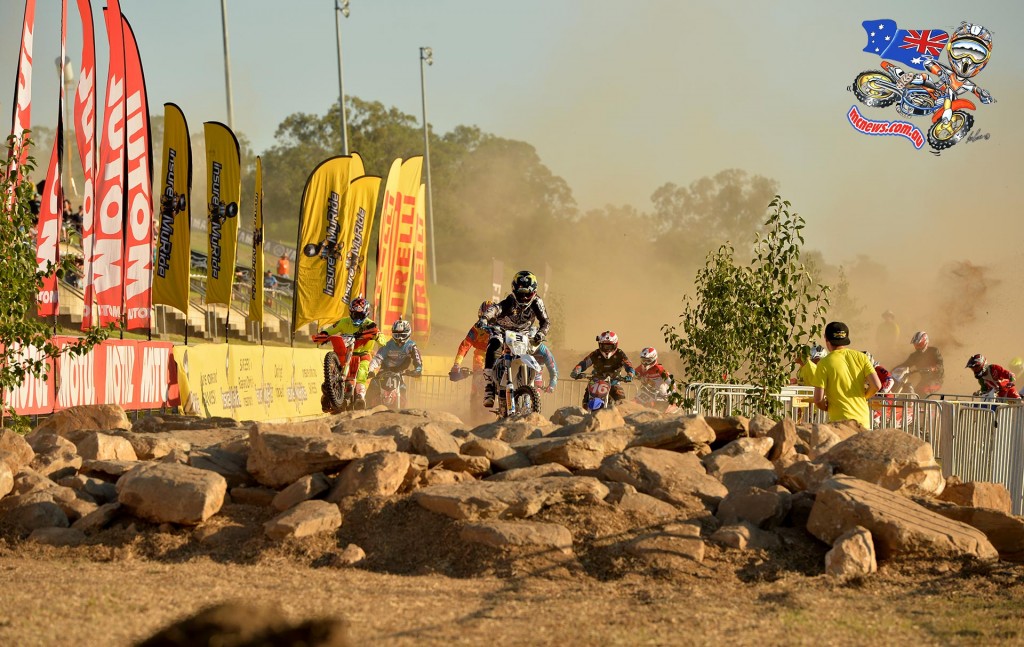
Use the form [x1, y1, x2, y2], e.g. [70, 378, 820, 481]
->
[512, 270, 538, 304]
[392, 318, 411, 343]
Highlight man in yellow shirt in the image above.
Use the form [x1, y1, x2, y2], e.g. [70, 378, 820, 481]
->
[810, 322, 882, 429]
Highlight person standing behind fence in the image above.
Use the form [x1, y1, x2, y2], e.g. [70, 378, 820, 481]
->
[276, 253, 290, 279]
[809, 322, 882, 429]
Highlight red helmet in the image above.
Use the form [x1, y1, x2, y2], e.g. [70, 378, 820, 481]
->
[597, 331, 619, 358]
[966, 353, 986, 373]
[349, 297, 369, 323]
[640, 347, 658, 366]
[912, 331, 928, 351]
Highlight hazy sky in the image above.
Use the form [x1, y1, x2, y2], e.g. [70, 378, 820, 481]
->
[3, 0, 1023, 266]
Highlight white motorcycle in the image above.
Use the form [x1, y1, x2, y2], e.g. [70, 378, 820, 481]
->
[487, 326, 543, 418]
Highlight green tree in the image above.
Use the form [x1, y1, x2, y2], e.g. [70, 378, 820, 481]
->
[1, 136, 112, 428]
[662, 195, 830, 415]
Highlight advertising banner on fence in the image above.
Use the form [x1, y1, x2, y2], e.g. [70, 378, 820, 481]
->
[75, 0, 97, 331]
[90, 0, 127, 327]
[122, 15, 154, 331]
[153, 103, 192, 316]
[411, 183, 430, 343]
[379, 156, 422, 328]
[1, 343, 53, 416]
[293, 156, 354, 330]
[204, 121, 241, 306]
[339, 175, 381, 317]
[247, 156, 264, 322]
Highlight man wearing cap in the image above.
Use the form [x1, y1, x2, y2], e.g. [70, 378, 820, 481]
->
[809, 322, 882, 429]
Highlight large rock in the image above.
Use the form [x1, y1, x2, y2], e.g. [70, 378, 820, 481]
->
[111, 433, 193, 460]
[547, 409, 625, 438]
[627, 415, 716, 451]
[413, 476, 609, 521]
[599, 447, 728, 507]
[264, 500, 342, 540]
[779, 459, 834, 493]
[0, 430, 34, 473]
[624, 523, 705, 567]
[461, 438, 529, 472]
[25, 433, 81, 479]
[430, 453, 491, 475]
[188, 441, 252, 488]
[327, 451, 411, 501]
[916, 499, 1024, 562]
[410, 423, 462, 457]
[28, 527, 85, 547]
[763, 419, 799, 461]
[615, 492, 682, 520]
[527, 428, 634, 471]
[819, 429, 944, 496]
[0, 461, 12, 498]
[74, 432, 138, 462]
[2, 495, 69, 532]
[272, 473, 331, 511]
[246, 422, 396, 488]
[703, 439, 777, 492]
[71, 502, 122, 533]
[460, 519, 573, 553]
[550, 406, 586, 426]
[32, 404, 130, 436]
[704, 416, 749, 443]
[807, 476, 997, 560]
[117, 463, 227, 525]
[710, 521, 781, 551]
[469, 414, 555, 443]
[484, 464, 571, 482]
[12, 468, 60, 496]
[938, 479, 1012, 514]
[825, 526, 877, 579]
[716, 486, 791, 529]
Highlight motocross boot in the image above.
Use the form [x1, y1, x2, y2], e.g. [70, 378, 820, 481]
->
[483, 370, 496, 408]
[354, 383, 368, 410]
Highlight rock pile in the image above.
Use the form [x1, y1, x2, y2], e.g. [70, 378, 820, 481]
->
[1, 403, 1020, 580]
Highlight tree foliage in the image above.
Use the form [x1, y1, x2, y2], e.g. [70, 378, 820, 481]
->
[1, 136, 112, 428]
[663, 195, 830, 414]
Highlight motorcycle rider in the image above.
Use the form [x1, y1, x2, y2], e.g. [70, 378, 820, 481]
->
[479, 271, 550, 408]
[569, 331, 636, 407]
[635, 347, 672, 402]
[320, 297, 387, 409]
[892, 331, 944, 396]
[451, 300, 494, 415]
[966, 354, 1021, 400]
[366, 318, 423, 406]
[864, 351, 895, 395]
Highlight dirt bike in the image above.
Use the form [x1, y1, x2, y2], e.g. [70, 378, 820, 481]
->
[634, 380, 678, 414]
[851, 62, 976, 151]
[575, 371, 629, 411]
[486, 326, 543, 418]
[312, 329, 378, 413]
[371, 368, 419, 410]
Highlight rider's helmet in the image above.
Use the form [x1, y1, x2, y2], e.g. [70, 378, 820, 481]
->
[596, 331, 619, 359]
[810, 344, 827, 363]
[477, 300, 494, 319]
[966, 353, 987, 375]
[912, 331, 929, 351]
[392, 318, 412, 343]
[1010, 357, 1024, 376]
[947, 22, 993, 79]
[512, 270, 538, 304]
[862, 350, 879, 368]
[349, 297, 369, 324]
[640, 347, 658, 366]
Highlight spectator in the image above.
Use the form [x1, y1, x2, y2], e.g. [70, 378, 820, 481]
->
[276, 253, 290, 278]
[264, 271, 278, 306]
[809, 321, 882, 429]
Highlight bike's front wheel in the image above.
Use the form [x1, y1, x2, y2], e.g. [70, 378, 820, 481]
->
[513, 385, 542, 416]
[852, 70, 897, 107]
[928, 110, 973, 150]
[323, 353, 346, 412]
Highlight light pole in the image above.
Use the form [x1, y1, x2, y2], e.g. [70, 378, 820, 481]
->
[220, 0, 235, 129]
[55, 56, 78, 198]
[419, 46, 437, 284]
[335, 0, 350, 155]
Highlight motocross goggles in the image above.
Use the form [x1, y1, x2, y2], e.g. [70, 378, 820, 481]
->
[599, 342, 616, 355]
[514, 288, 536, 303]
[949, 37, 990, 64]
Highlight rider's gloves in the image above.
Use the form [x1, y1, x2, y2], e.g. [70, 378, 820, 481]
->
[367, 371, 376, 379]
[547, 379, 557, 393]
[570, 369, 582, 380]
[622, 373, 634, 383]
[532, 331, 544, 344]
[980, 89, 994, 105]
[477, 318, 488, 330]
[411, 371, 423, 379]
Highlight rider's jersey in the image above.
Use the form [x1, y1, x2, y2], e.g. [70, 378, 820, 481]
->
[974, 364, 1020, 398]
[574, 349, 636, 380]
[369, 339, 423, 374]
[895, 347, 944, 383]
[323, 317, 387, 356]
[636, 362, 670, 394]
[482, 294, 550, 336]
[455, 324, 490, 364]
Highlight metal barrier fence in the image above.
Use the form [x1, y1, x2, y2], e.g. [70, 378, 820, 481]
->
[684, 383, 1024, 515]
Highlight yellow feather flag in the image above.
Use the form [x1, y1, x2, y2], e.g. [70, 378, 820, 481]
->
[338, 175, 382, 317]
[247, 156, 264, 322]
[203, 122, 242, 306]
[152, 103, 192, 316]
[293, 156, 354, 331]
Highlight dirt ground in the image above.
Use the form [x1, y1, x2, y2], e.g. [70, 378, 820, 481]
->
[1, 500, 1023, 646]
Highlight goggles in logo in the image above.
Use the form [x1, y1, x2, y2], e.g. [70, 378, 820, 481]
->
[949, 38, 990, 64]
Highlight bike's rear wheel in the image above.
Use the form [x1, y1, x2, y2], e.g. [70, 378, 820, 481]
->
[323, 353, 346, 412]
[513, 385, 542, 416]
[853, 71, 897, 107]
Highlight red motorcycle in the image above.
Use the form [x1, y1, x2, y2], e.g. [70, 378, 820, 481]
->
[312, 329, 379, 413]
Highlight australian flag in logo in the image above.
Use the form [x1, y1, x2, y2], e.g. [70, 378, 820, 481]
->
[862, 19, 949, 70]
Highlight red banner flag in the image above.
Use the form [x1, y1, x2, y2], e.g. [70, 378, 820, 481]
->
[121, 15, 153, 330]
[410, 183, 430, 343]
[8, 0, 36, 177]
[76, 0, 98, 329]
[35, 1, 67, 316]
[90, 0, 127, 327]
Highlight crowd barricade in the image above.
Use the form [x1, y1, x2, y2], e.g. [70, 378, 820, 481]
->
[683, 383, 1024, 515]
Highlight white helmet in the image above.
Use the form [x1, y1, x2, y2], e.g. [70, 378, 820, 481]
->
[596, 331, 619, 359]
[810, 344, 827, 362]
[640, 347, 658, 366]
